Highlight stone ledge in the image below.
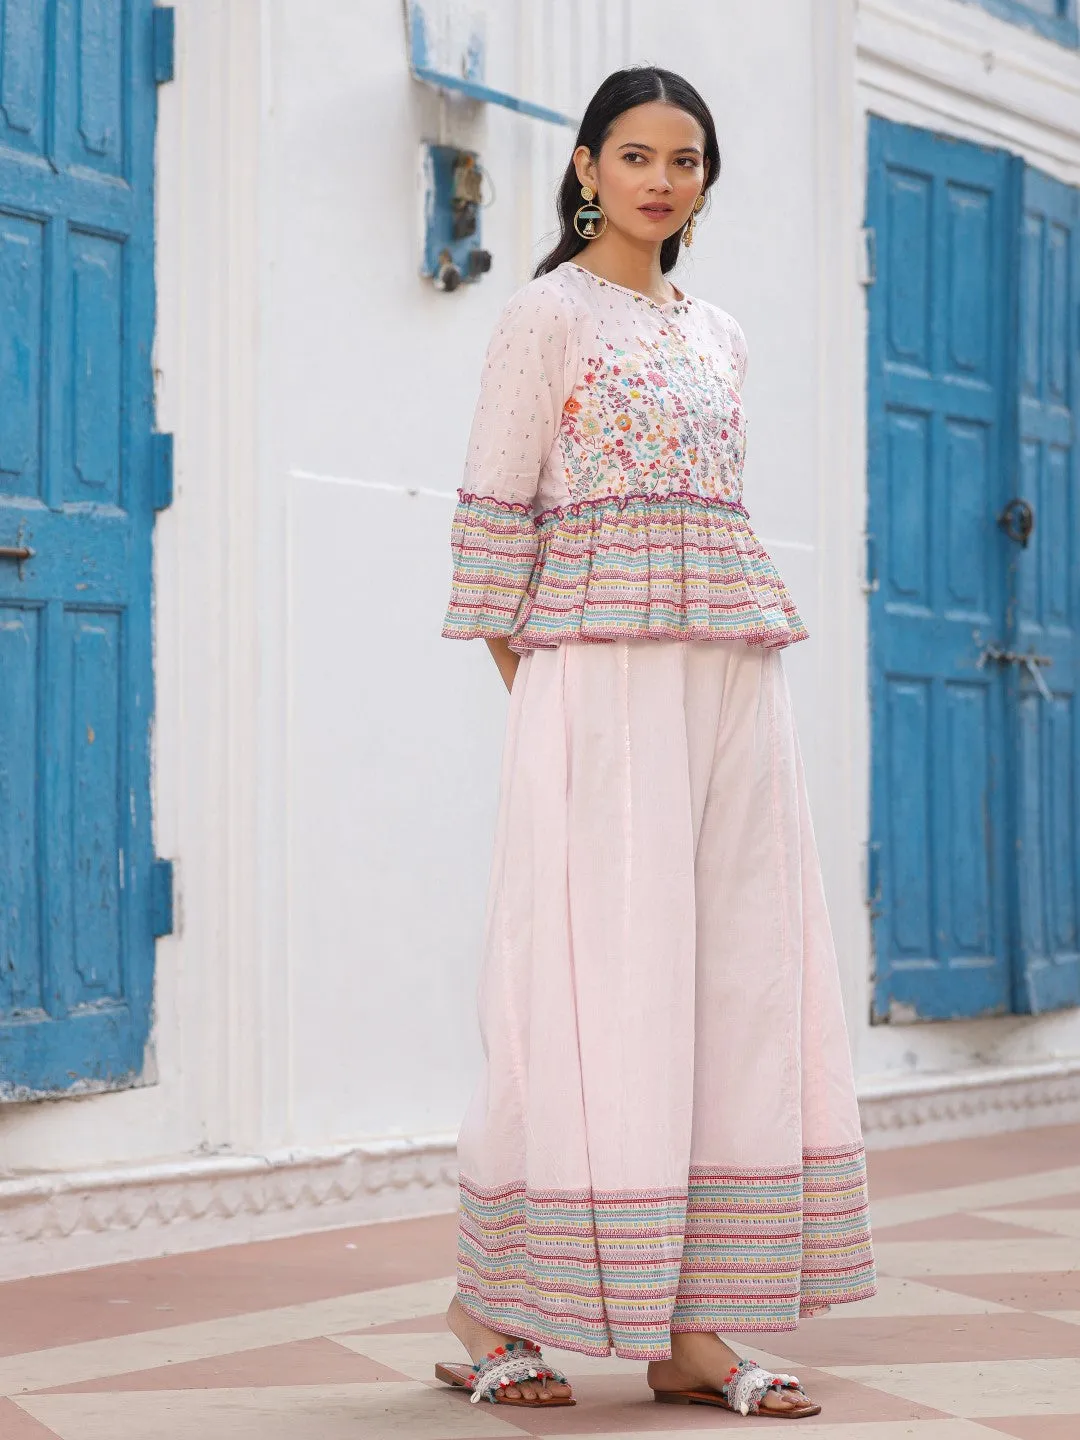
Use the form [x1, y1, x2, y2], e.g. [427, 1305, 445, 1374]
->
[0, 1134, 458, 1283]
[859, 1058, 1080, 1149]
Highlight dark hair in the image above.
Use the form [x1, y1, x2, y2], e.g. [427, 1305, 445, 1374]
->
[534, 67, 721, 279]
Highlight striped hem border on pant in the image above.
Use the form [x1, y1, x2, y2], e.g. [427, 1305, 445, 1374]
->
[457, 1146, 875, 1359]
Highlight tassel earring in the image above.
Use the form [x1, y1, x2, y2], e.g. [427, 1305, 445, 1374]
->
[682, 194, 706, 248]
[573, 185, 607, 239]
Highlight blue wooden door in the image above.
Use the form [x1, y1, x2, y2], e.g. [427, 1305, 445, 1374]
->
[0, 1, 163, 1097]
[1012, 167, 1080, 1013]
[867, 118, 1014, 1021]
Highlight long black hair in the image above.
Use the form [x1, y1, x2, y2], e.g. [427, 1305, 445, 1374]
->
[534, 67, 721, 279]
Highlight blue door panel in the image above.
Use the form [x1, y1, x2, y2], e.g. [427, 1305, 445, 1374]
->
[944, 183, 994, 378]
[945, 683, 995, 952]
[868, 117, 1014, 1022]
[884, 678, 933, 960]
[69, 0, 126, 172]
[0, 0, 48, 158]
[70, 231, 125, 501]
[1013, 166, 1080, 1014]
[1046, 698, 1077, 947]
[0, 606, 43, 1012]
[70, 611, 125, 1001]
[870, 120, 1080, 1024]
[0, 213, 45, 497]
[946, 421, 993, 610]
[0, 0, 160, 1099]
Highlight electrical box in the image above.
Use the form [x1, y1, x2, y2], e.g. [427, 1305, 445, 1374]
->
[420, 143, 493, 291]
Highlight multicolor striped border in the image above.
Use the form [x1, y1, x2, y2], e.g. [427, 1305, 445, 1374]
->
[441, 490, 808, 654]
[672, 1147, 877, 1337]
[457, 1146, 875, 1359]
[442, 492, 540, 639]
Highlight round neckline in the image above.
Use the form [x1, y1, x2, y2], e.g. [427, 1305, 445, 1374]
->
[564, 261, 690, 313]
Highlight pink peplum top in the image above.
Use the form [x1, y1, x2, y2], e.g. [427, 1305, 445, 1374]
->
[441, 260, 807, 655]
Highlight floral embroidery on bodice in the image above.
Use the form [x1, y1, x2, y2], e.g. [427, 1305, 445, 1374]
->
[558, 324, 746, 508]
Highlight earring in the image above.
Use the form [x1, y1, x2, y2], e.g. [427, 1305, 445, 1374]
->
[573, 184, 607, 240]
[682, 194, 706, 248]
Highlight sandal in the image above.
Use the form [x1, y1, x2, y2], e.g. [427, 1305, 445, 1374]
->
[435, 1339, 575, 1406]
[653, 1356, 821, 1419]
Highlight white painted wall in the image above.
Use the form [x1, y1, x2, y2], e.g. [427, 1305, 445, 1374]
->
[3, 0, 1080, 1232]
[267, 0, 846, 1153]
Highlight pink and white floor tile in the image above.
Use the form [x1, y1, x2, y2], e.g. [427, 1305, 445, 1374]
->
[2, 1125, 1079, 1439]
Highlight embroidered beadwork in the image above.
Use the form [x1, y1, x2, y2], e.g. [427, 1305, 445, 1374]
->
[724, 1359, 804, 1416]
[465, 1340, 567, 1404]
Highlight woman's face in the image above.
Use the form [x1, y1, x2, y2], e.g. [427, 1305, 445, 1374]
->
[575, 102, 708, 248]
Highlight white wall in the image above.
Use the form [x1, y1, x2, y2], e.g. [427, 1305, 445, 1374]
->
[3, 0, 1080, 1209]
[263, 0, 641, 1150]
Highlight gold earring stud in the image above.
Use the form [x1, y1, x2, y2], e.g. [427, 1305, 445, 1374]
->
[574, 184, 607, 240]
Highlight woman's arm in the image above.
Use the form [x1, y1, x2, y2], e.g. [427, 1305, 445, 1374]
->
[485, 638, 520, 693]
[440, 279, 580, 656]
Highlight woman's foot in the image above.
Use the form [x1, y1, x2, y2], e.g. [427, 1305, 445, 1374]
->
[446, 1296, 573, 1404]
[648, 1333, 815, 1414]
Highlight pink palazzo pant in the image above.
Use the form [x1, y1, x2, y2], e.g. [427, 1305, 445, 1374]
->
[456, 638, 875, 1360]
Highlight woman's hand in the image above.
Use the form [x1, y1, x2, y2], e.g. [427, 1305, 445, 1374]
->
[485, 638, 520, 694]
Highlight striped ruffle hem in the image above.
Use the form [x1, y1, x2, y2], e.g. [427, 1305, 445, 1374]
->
[441, 489, 808, 655]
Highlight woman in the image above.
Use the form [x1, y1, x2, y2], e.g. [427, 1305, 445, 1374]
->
[435, 66, 875, 1420]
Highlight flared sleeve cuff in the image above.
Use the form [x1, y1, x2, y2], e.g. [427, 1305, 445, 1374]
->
[441, 488, 540, 639]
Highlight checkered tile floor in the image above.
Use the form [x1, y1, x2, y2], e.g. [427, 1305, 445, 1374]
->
[3, 1125, 1080, 1438]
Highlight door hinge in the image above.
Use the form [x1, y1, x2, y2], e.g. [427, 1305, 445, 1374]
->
[153, 7, 176, 84]
[867, 842, 882, 911]
[151, 432, 174, 512]
[151, 858, 175, 938]
[863, 533, 879, 594]
[859, 226, 877, 286]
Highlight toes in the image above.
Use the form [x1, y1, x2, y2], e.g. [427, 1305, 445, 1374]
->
[539, 1380, 567, 1401]
[760, 1388, 805, 1412]
[511, 1380, 568, 1404]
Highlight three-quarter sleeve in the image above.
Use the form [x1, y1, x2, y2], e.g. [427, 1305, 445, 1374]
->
[442, 280, 579, 640]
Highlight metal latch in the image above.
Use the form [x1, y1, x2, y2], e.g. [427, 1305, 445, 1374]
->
[977, 644, 1053, 701]
[998, 497, 1034, 548]
[0, 522, 33, 579]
